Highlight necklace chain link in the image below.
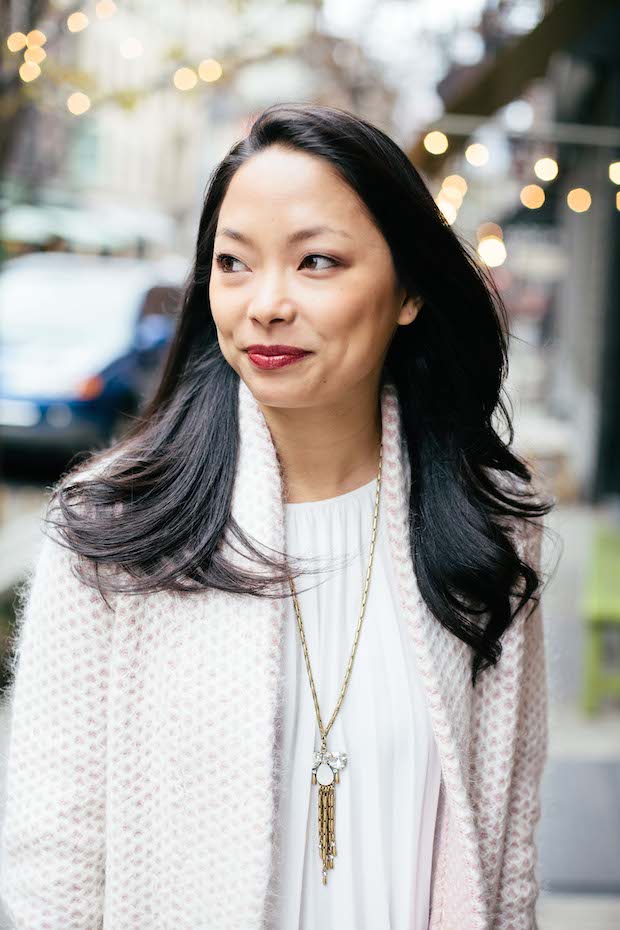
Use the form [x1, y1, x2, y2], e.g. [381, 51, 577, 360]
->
[287, 441, 383, 749]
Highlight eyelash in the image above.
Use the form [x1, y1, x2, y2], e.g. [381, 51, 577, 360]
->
[214, 252, 340, 273]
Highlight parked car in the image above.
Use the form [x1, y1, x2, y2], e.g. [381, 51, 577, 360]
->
[0, 251, 185, 459]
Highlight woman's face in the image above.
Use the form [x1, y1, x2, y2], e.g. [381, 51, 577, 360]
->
[209, 145, 420, 408]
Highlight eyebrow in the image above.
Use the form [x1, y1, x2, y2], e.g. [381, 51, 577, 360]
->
[215, 225, 354, 246]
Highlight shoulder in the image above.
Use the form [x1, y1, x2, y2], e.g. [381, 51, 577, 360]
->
[28, 447, 129, 611]
[47, 446, 129, 532]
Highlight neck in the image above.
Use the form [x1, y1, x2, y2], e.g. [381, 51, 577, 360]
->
[257, 379, 383, 505]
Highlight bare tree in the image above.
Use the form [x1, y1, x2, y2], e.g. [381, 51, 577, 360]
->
[0, 0, 57, 178]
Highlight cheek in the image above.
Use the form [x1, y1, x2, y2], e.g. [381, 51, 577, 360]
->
[315, 286, 387, 346]
[209, 283, 237, 335]
[311, 283, 365, 333]
[207, 274, 217, 309]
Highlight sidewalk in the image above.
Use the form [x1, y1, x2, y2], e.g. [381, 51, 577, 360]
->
[0, 486, 47, 595]
[536, 501, 620, 926]
[538, 894, 620, 928]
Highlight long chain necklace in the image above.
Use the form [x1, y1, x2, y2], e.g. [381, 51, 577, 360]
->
[287, 441, 383, 885]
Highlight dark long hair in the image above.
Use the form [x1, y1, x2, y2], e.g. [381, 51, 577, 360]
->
[47, 102, 555, 687]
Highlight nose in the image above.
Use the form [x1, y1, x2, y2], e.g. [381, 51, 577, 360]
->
[248, 269, 296, 325]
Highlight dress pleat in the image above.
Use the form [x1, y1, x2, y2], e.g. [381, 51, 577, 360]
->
[270, 477, 442, 929]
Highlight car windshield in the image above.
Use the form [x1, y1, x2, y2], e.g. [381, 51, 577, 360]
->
[0, 265, 145, 352]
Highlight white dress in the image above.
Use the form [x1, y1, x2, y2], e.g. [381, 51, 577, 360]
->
[270, 476, 442, 930]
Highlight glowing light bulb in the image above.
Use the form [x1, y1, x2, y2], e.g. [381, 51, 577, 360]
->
[67, 91, 91, 115]
[198, 58, 223, 82]
[440, 183, 463, 206]
[534, 157, 558, 181]
[465, 143, 488, 167]
[477, 236, 506, 267]
[19, 60, 41, 82]
[67, 12, 89, 32]
[443, 174, 467, 195]
[435, 195, 457, 224]
[424, 131, 449, 155]
[477, 222, 503, 241]
[173, 67, 198, 90]
[567, 188, 591, 212]
[7, 32, 27, 52]
[96, 0, 117, 18]
[24, 46, 46, 63]
[26, 30, 46, 47]
[520, 184, 545, 209]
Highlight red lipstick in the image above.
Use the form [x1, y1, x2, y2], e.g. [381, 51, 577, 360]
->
[246, 344, 312, 370]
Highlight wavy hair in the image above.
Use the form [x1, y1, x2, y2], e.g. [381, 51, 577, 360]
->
[47, 102, 555, 687]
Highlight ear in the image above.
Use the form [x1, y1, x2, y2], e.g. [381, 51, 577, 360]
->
[397, 292, 424, 326]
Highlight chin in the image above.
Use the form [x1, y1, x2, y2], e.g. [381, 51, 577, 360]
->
[245, 377, 319, 409]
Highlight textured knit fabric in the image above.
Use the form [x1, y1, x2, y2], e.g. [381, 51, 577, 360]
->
[269, 477, 441, 928]
[0, 376, 549, 930]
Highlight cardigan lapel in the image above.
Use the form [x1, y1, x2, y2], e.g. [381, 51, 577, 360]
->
[227, 376, 488, 928]
[376, 382, 488, 930]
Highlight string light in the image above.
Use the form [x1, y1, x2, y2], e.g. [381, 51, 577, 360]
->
[443, 174, 468, 195]
[198, 58, 223, 82]
[534, 157, 558, 181]
[173, 67, 198, 90]
[26, 30, 46, 47]
[7, 32, 27, 52]
[95, 0, 117, 18]
[477, 222, 503, 240]
[520, 184, 545, 209]
[67, 12, 89, 33]
[424, 131, 449, 155]
[4, 40, 612, 233]
[67, 92, 91, 115]
[440, 189, 462, 208]
[567, 188, 591, 212]
[477, 235, 506, 267]
[19, 60, 41, 82]
[435, 195, 458, 224]
[24, 46, 46, 63]
[465, 143, 489, 166]
[439, 179, 463, 207]
[410, 129, 620, 241]
[435, 174, 468, 224]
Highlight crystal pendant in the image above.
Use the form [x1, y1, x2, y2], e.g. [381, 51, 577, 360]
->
[311, 749, 348, 883]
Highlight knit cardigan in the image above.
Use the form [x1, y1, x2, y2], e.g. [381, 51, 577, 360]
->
[0, 376, 549, 930]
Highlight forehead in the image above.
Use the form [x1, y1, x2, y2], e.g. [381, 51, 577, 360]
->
[218, 146, 371, 231]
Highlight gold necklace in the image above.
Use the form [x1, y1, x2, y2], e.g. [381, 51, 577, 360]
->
[287, 441, 383, 885]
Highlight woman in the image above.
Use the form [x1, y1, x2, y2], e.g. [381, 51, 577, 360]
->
[0, 103, 554, 929]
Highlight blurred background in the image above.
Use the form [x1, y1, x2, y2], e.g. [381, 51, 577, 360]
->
[0, 0, 619, 927]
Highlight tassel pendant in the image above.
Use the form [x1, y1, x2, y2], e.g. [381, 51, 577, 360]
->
[311, 749, 347, 884]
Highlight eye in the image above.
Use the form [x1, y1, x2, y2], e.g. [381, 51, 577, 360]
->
[301, 254, 340, 271]
[215, 253, 246, 273]
[214, 252, 340, 274]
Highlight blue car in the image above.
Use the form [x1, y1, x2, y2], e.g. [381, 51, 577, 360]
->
[0, 252, 185, 459]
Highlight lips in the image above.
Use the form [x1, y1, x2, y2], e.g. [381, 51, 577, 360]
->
[245, 344, 309, 356]
[246, 345, 312, 370]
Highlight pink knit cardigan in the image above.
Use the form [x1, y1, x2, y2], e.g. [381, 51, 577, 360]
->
[0, 376, 548, 929]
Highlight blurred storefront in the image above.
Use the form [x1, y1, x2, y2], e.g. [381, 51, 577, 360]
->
[408, 0, 620, 504]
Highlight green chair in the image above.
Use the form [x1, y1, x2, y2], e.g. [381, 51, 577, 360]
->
[582, 521, 620, 715]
